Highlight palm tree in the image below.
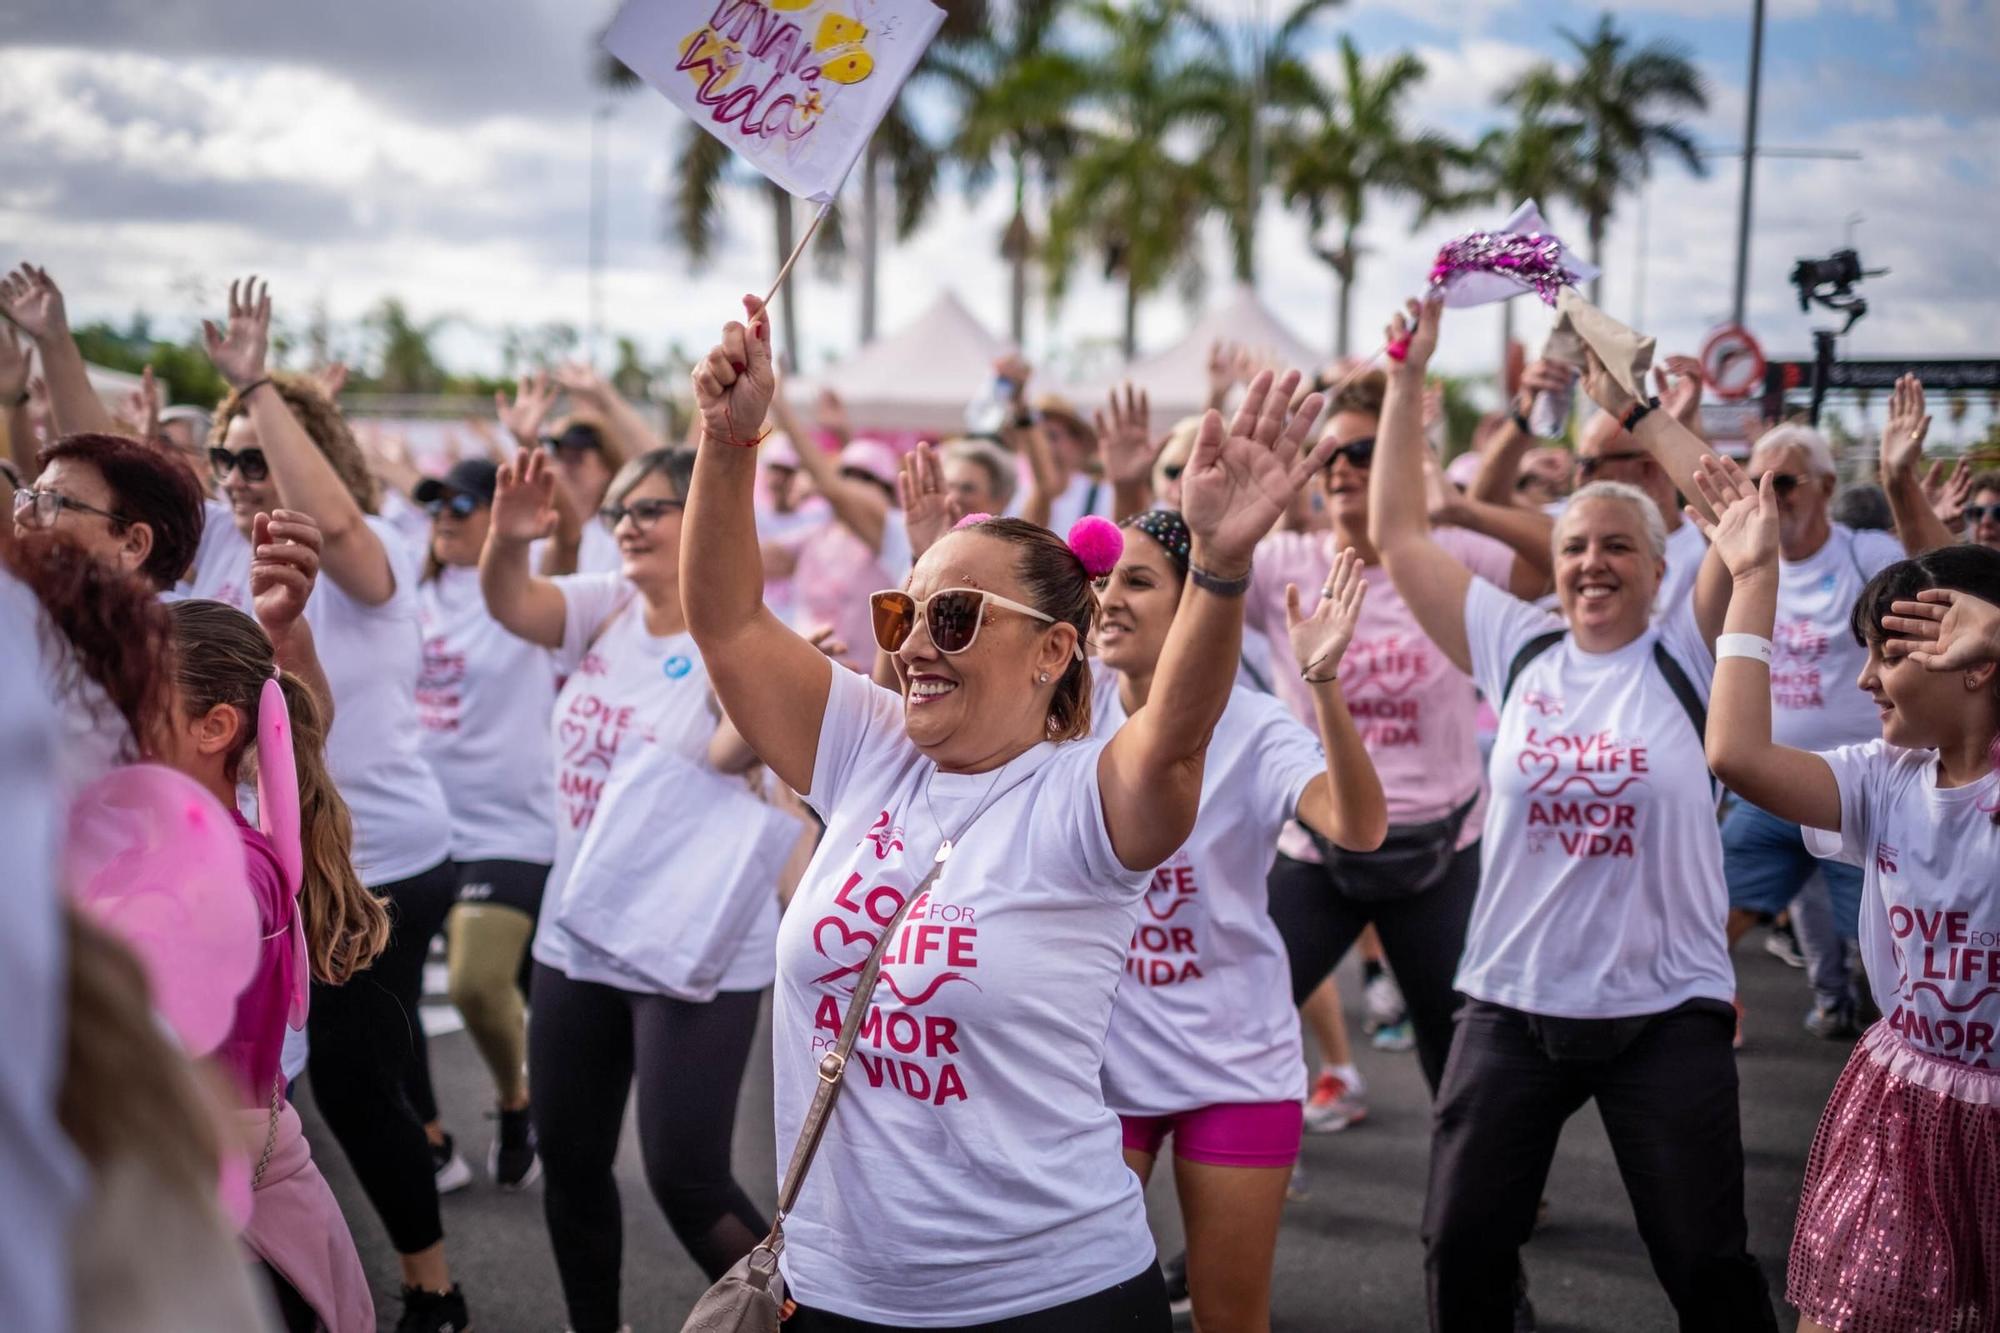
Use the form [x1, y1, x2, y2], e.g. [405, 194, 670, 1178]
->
[1043, 0, 1227, 360]
[1503, 12, 1708, 304]
[1273, 35, 1463, 356]
[929, 0, 1090, 345]
[1473, 106, 1588, 362]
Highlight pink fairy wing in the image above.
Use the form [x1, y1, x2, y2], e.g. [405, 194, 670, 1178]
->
[64, 765, 259, 1055]
[254, 678, 312, 1028]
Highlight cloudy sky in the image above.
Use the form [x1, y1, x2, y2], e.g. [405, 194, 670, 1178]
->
[4, 0, 1994, 393]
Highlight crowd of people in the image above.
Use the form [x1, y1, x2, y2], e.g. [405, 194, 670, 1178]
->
[6, 256, 2000, 1333]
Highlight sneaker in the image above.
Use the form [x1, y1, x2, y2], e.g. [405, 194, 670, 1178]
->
[1371, 1020, 1416, 1053]
[1161, 1250, 1191, 1319]
[1363, 972, 1406, 1034]
[1303, 1071, 1367, 1133]
[489, 1107, 540, 1191]
[1765, 921, 1806, 968]
[395, 1283, 470, 1333]
[1805, 999, 1860, 1041]
[431, 1133, 473, 1195]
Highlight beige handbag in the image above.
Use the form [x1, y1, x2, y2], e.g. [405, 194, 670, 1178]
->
[679, 851, 941, 1332]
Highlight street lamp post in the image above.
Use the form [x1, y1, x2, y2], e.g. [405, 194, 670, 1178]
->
[589, 105, 614, 367]
[1729, 0, 1765, 328]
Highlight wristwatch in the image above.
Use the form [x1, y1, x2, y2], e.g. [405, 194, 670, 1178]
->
[1620, 396, 1660, 433]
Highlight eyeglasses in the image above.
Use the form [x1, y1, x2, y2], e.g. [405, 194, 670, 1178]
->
[598, 497, 685, 529]
[1576, 449, 1650, 478]
[1323, 437, 1375, 470]
[1965, 504, 1998, 525]
[869, 586, 1082, 660]
[424, 493, 482, 519]
[13, 486, 129, 528]
[209, 446, 269, 483]
[1751, 472, 1806, 497]
[540, 428, 602, 455]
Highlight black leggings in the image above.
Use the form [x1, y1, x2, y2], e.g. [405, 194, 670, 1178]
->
[528, 964, 768, 1333]
[1266, 841, 1482, 1092]
[305, 857, 455, 1254]
[786, 1263, 1170, 1332]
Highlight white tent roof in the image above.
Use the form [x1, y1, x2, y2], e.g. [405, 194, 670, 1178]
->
[1081, 284, 1324, 426]
[802, 290, 1008, 436]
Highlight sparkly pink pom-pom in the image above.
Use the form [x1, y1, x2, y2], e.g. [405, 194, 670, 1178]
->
[1067, 515, 1123, 577]
[954, 512, 993, 530]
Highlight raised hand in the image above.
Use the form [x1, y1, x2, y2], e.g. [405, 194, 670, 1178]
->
[1685, 453, 1779, 579]
[492, 446, 560, 542]
[0, 324, 31, 404]
[992, 354, 1031, 400]
[1881, 588, 2000, 671]
[1206, 341, 1238, 402]
[0, 264, 69, 342]
[496, 369, 558, 450]
[251, 509, 323, 642]
[1180, 368, 1331, 566]
[201, 277, 272, 390]
[120, 365, 161, 441]
[895, 441, 960, 560]
[1094, 383, 1158, 486]
[691, 295, 776, 447]
[311, 361, 349, 401]
[1285, 546, 1368, 679]
[804, 623, 850, 662]
[1880, 373, 1932, 479]
[1925, 458, 1974, 532]
[551, 360, 611, 406]
[1655, 354, 1705, 429]
[1384, 297, 1442, 379]
[1579, 346, 1639, 422]
[1512, 359, 1577, 419]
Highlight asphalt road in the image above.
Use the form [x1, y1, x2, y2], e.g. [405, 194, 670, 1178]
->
[304, 930, 1847, 1333]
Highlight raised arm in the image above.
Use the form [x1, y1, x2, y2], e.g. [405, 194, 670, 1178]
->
[1095, 383, 1160, 521]
[1285, 549, 1388, 851]
[250, 509, 335, 724]
[552, 362, 657, 469]
[1579, 347, 1718, 524]
[769, 381, 887, 553]
[682, 296, 833, 795]
[1689, 455, 1842, 830]
[1468, 360, 1573, 507]
[1878, 374, 1958, 556]
[204, 278, 396, 606]
[1, 325, 34, 480]
[1882, 588, 2000, 671]
[0, 265, 117, 438]
[1368, 299, 1478, 675]
[1099, 369, 1333, 872]
[477, 448, 569, 649]
[1428, 459, 1556, 595]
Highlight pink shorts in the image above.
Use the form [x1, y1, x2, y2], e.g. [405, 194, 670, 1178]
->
[1119, 1100, 1303, 1169]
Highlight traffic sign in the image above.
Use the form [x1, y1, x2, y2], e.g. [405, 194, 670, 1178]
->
[1701, 324, 1767, 401]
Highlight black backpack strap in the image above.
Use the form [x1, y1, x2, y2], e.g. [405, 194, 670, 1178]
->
[1650, 642, 1721, 800]
[1501, 629, 1568, 707]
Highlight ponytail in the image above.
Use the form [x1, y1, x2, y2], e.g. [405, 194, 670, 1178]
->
[167, 600, 390, 983]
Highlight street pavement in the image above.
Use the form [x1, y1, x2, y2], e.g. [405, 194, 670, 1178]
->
[306, 931, 1848, 1332]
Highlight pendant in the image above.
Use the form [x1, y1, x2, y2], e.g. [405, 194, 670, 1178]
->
[936, 839, 954, 863]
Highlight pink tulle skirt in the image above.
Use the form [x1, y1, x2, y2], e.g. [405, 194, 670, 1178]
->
[1788, 1020, 2000, 1331]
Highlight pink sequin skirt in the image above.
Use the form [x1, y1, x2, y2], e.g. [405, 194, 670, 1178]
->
[1788, 1020, 2000, 1331]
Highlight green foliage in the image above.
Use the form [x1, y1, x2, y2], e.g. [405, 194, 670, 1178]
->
[71, 320, 230, 407]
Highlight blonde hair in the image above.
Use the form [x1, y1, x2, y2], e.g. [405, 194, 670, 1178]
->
[1561, 481, 1668, 560]
[213, 373, 379, 514]
[168, 600, 389, 984]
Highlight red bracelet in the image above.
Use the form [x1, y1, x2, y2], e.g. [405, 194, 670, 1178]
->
[715, 425, 772, 450]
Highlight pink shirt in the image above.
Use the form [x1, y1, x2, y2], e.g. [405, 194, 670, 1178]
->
[1247, 528, 1516, 859]
[788, 523, 895, 674]
[217, 812, 297, 1107]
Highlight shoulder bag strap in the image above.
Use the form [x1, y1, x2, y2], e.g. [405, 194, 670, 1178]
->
[1648, 642, 1721, 802]
[1501, 629, 1568, 708]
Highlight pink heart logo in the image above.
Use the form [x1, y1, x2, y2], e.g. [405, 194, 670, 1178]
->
[1516, 749, 1561, 793]
[1348, 635, 1428, 697]
[811, 914, 877, 985]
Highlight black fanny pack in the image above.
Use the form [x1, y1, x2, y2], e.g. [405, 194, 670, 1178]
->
[1314, 793, 1477, 902]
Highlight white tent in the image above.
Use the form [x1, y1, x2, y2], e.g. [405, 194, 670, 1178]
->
[1080, 284, 1325, 426]
[800, 290, 1008, 437]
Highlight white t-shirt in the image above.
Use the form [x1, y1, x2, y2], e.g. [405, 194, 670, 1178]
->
[1094, 685, 1321, 1115]
[183, 503, 451, 886]
[1461, 579, 1734, 1018]
[1804, 741, 2000, 1070]
[0, 574, 86, 1333]
[533, 573, 773, 992]
[774, 665, 1154, 1326]
[1772, 524, 1905, 751]
[416, 566, 558, 864]
[1658, 519, 1709, 618]
[527, 517, 622, 580]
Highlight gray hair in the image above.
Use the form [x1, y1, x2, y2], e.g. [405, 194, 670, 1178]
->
[1559, 480, 1668, 561]
[1750, 422, 1838, 480]
[607, 446, 695, 507]
[941, 438, 1018, 511]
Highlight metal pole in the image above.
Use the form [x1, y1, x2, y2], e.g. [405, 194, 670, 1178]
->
[1729, 0, 1765, 327]
[589, 106, 611, 366]
[1247, 0, 1267, 288]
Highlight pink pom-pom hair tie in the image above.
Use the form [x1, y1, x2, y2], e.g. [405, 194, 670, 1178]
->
[1067, 516, 1124, 578]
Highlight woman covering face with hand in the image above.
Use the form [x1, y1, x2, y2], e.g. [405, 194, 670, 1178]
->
[1094, 509, 1386, 1333]
[680, 295, 1334, 1332]
[1368, 297, 1776, 1332]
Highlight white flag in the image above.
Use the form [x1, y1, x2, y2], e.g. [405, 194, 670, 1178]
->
[604, 0, 947, 204]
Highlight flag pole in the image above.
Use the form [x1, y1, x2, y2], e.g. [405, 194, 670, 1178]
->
[762, 200, 834, 311]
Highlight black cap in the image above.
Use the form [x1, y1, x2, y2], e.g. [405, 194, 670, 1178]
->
[413, 457, 498, 505]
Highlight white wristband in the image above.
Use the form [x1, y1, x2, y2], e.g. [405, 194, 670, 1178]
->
[1715, 633, 1773, 665]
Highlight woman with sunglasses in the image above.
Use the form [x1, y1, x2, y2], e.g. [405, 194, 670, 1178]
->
[1375, 298, 1776, 1331]
[1094, 508, 1387, 1332]
[681, 296, 1333, 1331]
[1968, 470, 2000, 552]
[180, 278, 472, 1333]
[408, 456, 557, 1194]
[478, 442, 776, 1333]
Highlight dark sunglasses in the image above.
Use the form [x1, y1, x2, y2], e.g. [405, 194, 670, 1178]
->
[1323, 437, 1375, 470]
[1576, 449, 1650, 478]
[1752, 472, 1807, 497]
[599, 497, 685, 529]
[209, 445, 269, 482]
[869, 586, 1080, 659]
[1965, 504, 1997, 525]
[540, 427, 603, 455]
[425, 492, 482, 519]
